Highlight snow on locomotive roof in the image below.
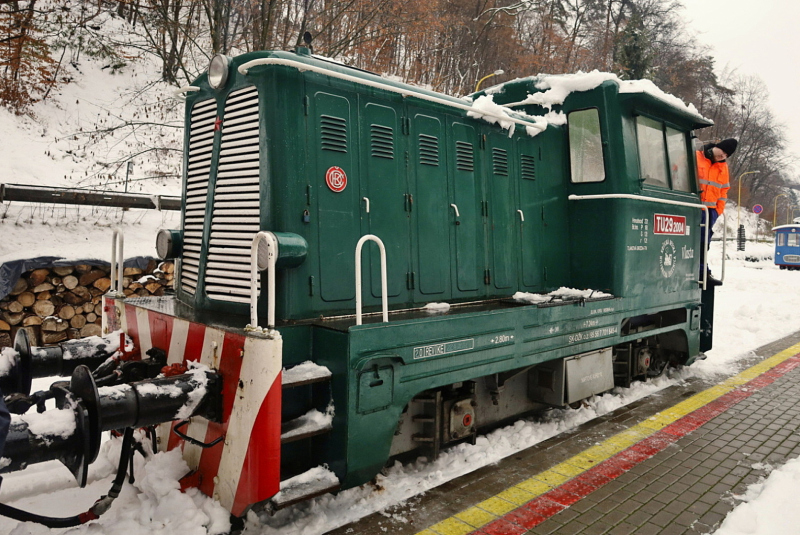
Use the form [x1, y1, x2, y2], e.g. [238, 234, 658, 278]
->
[772, 224, 800, 231]
[234, 52, 599, 138]
[484, 70, 710, 124]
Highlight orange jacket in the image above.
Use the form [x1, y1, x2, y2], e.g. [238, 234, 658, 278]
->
[696, 150, 730, 215]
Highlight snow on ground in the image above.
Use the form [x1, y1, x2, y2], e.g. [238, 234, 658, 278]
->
[0, 241, 799, 534]
[713, 458, 800, 535]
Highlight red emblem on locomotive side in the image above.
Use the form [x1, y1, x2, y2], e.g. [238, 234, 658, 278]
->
[325, 166, 347, 192]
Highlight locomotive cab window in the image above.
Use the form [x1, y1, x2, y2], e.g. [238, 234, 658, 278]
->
[790, 233, 800, 247]
[568, 108, 605, 183]
[635, 116, 691, 192]
[778, 233, 786, 247]
[666, 127, 691, 192]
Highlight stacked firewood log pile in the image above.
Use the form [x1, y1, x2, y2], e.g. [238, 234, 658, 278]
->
[0, 260, 174, 348]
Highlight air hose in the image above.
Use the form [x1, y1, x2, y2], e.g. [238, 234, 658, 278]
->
[0, 427, 136, 528]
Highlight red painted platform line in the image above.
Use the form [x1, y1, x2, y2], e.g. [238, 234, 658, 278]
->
[468, 352, 800, 535]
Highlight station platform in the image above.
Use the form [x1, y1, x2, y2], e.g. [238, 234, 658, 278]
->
[329, 330, 800, 535]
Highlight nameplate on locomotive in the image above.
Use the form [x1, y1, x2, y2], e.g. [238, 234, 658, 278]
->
[653, 213, 688, 235]
[413, 339, 475, 360]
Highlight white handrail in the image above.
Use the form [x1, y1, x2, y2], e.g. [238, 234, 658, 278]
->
[568, 194, 710, 290]
[355, 235, 389, 326]
[721, 213, 727, 282]
[247, 231, 278, 332]
[109, 228, 125, 297]
[237, 58, 546, 135]
[173, 86, 200, 100]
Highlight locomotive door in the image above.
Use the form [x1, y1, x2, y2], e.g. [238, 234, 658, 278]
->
[517, 137, 543, 291]
[409, 110, 451, 298]
[448, 121, 483, 297]
[358, 99, 410, 303]
[308, 89, 359, 303]
[485, 131, 519, 291]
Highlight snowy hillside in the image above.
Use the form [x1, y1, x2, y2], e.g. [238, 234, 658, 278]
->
[0, 11, 184, 265]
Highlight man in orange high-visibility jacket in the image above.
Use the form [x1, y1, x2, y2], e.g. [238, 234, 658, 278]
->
[697, 138, 737, 282]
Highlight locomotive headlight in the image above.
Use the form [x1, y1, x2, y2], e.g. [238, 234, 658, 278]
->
[208, 55, 229, 90]
[156, 229, 183, 260]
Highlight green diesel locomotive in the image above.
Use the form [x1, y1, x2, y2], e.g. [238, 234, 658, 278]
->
[155, 47, 716, 511]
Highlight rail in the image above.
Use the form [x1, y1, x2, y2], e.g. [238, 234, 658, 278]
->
[355, 235, 389, 326]
[568, 194, 712, 290]
[247, 231, 278, 333]
[0, 183, 181, 211]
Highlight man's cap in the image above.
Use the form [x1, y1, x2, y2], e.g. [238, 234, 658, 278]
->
[716, 138, 738, 157]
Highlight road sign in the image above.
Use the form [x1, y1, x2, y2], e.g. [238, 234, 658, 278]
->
[753, 204, 763, 214]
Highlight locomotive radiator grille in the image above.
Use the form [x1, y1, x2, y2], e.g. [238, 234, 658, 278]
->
[205, 85, 261, 303]
[181, 97, 217, 294]
[784, 255, 800, 263]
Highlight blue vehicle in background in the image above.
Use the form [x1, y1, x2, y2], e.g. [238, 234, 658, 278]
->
[773, 225, 800, 270]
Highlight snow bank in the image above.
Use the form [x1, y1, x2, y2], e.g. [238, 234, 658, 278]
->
[3, 441, 230, 535]
[713, 457, 800, 535]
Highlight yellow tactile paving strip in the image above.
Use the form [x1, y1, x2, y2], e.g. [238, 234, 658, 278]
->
[419, 341, 800, 535]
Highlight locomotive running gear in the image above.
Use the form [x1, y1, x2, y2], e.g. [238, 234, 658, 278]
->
[696, 150, 731, 215]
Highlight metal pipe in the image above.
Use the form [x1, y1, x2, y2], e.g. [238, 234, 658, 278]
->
[774, 194, 788, 230]
[0, 331, 123, 395]
[736, 171, 759, 229]
[109, 228, 125, 297]
[475, 70, 504, 92]
[721, 213, 727, 282]
[0, 183, 180, 210]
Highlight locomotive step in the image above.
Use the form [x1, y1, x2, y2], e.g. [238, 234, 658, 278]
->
[269, 466, 341, 511]
[282, 361, 332, 389]
[280, 407, 334, 444]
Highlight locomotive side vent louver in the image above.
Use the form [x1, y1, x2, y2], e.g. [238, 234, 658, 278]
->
[370, 124, 394, 159]
[321, 115, 348, 153]
[204, 85, 261, 304]
[181, 97, 217, 295]
[455, 141, 474, 172]
[492, 148, 509, 176]
[521, 154, 536, 180]
[419, 134, 439, 166]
